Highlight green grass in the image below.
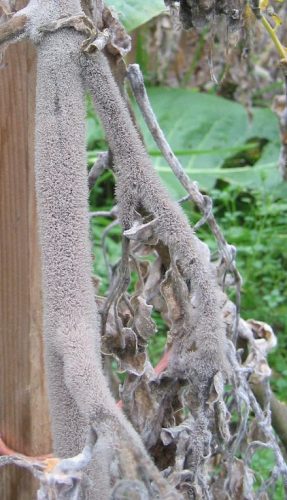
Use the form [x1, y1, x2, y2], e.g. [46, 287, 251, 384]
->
[251, 448, 285, 499]
[193, 183, 287, 401]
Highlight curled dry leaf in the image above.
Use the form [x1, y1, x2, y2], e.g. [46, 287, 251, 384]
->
[118, 327, 147, 375]
[161, 418, 194, 447]
[160, 265, 190, 325]
[207, 371, 224, 407]
[82, 27, 110, 52]
[121, 372, 161, 448]
[121, 365, 179, 449]
[130, 295, 156, 341]
[103, 326, 147, 376]
[131, 260, 150, 295]
[102, 6, 131, 57]
[206, 372, 231, 442]
[238, 318, 277, 383]
[210, 457, 254, 500]
[246, 319, 277, 354]
[124, 219, 159, 245]
[226, 457, 254, 500]
[141, 256, 168, 316]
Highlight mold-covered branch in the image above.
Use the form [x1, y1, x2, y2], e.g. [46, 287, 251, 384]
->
[127, 63, 242, 317]
[0, 0, 180, 497]
[83, 50, 230, 394]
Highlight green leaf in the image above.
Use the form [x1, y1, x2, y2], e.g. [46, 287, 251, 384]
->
[105, 0, 166, 32]
[87, 88, 281, 197]
[133, 88, 281, 196]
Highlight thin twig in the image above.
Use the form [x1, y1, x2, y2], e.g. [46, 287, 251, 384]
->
[89, 210, 115, 218]
[100, 235, 130, 334]
[100, 218, 119, 278]
[228, 343, 287, 485]
[88, 150, 111, 190]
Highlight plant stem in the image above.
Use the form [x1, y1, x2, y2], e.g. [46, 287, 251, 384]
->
[261, 14, 287, 61]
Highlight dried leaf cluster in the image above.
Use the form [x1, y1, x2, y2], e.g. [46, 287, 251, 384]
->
[91, 199, 287, 499]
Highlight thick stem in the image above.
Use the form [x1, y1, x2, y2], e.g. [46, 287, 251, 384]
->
[32, 21, 117, 498]
[127, 64, 242, 341]
[35, 24, 100, 455]
[34, 17, 138, 463]
[32, 4, 179, 497]
[83, 51, 229, 394]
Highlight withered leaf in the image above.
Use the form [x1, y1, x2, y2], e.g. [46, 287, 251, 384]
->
[124, 219, 159, 245]
[130, 295, 156, 341]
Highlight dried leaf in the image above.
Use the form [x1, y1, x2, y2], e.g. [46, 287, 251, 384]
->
[102, 6, 131, 57]
[121, 367, 178, 449]
[207, 371, 224, 406]
[161, 419, 194, 447]
[208, 373, 231, 443]
[82, 28, 110, 52]
[124, 219, 159, 245]
[246, 319, 277, 353]
[117, 328, 147, 376]
[142, 257, 167, 314]
[226, 458, 254, 500]
[130, 295, 156, 341]
[160, 266, 189, 323]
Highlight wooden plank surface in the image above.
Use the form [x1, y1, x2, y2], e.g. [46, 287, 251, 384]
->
[0, 2, 51, 497]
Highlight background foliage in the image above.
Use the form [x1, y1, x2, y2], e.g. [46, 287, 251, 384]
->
[105, 0, 165, 32]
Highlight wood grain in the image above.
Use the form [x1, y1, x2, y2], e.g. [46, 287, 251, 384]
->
[0, 2, 51, 497]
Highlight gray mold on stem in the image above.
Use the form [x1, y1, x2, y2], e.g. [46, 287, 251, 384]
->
[35, 22, 101, 455]
[31, 3, 178, 497]
[33, 6, 137, 454]
[82, 51, 229, 396]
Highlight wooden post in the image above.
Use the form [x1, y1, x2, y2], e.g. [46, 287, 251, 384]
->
[0, 2, 51, 498]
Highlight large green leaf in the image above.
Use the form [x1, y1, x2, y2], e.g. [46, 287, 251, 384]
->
[105, 0, 166, 32]
[87, 88, 281, 197]
[133, 88, 281, 196]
